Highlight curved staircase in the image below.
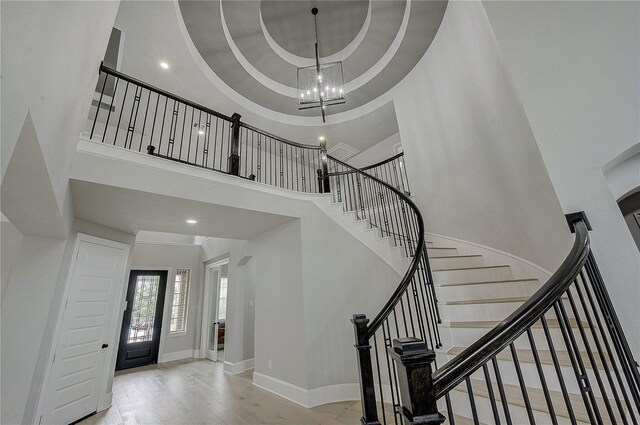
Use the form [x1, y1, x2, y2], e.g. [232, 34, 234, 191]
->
[84, 64, 640, 425]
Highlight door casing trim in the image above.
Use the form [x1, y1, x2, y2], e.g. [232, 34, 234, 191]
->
[200, 259, 229, 360]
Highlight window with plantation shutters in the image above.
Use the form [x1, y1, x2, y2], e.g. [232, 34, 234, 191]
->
[170, 269, 190, 333]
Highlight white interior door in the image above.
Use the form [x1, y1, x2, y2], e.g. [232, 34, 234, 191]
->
[41, 238, 127, 424]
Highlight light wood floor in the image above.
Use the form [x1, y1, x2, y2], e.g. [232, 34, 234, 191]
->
[79, 359, 362, 425]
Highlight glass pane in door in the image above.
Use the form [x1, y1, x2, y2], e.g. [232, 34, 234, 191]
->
[127, 275, 160, 343]
[218, 278, 228, 320]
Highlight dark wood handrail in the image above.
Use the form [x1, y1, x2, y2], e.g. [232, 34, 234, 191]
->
[326, 154, 425, 339]
[99, 64, 320, 151]
[99, 63, 233, 122]
[360, 152, 404, 171]
[326, 153, 405, 177]
[239, 122, 321, 150]
[432, 219, 591, 398]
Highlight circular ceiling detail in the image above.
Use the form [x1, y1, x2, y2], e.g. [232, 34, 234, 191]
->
[260, 1, 369, 59]
[177, 0, 448, 118]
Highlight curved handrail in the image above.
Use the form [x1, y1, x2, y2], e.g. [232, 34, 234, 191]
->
[100, 63, 233, 122]
[99, 64, 319, 150]
[326, 154, 427, 339]
[360, 152, 404, 171]
[433, 219, 590, 398]
[239, 122, 320, 150]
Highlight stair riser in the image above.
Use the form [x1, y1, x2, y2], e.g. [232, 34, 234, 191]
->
[433, 267, 513, 285]
[428, 247, 458, 257]
[448, 390, 587, 425]
[447, 327, 597, 351]
[437, 280, 539, 301]
[430, 256, 484, 270]
[446, 354, 622, 400]
[441, 297, 575, 322]
[440, 302, 524, 322]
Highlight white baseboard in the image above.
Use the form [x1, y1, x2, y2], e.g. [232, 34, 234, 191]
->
[426, 231, 552, 281]
[159, 349, 195, 363]
[223, 358, 254, 375]
[252, 372, 362, 408]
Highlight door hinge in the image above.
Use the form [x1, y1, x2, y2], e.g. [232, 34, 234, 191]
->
[52, 354, 56, 363]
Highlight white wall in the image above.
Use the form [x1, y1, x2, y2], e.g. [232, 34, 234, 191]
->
[1, 217, 23, 303]
[241, 259, 256, 360]
[201, 237, 256, 370]
[298, 206, 402, 389]
[604, 148, 640, 202]
[252, 221, 308, 388]
[483, 0, 640, 355]
[1, 1, 120, 210]
[1, 4, 122, 422]
[203, 211, 403, 393]
[347, 133, 402, 169]
[392, 1, 571, 273]
[1, 237, 70, 425]
[129, 242, 203, 358]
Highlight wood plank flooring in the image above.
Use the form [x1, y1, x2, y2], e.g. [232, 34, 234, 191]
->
[78, 359, 362, 425]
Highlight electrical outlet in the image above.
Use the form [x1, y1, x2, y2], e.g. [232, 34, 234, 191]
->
[249, 300, 254, 308]
[268, 360, 272, 370]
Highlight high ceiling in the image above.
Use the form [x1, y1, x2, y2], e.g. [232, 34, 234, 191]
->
[111, 0, 447, 152]
[178, 0, 447, 117]
[261, 1, 369, 58]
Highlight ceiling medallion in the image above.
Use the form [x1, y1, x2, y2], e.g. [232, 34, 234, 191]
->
[297, 7, 346, 123]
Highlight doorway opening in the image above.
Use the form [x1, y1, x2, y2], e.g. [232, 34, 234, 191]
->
[202, 260, 229, 362]
[116, 270, 168, 370]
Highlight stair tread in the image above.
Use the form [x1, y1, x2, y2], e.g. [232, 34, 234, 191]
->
[455, 378, 622, 424]
[448, 346, 605, 369]
[436, 278, 539, 287]
[430, 255, 482, 259]
[445, 319, 588, 329]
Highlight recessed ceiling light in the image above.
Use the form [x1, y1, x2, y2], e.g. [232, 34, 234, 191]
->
[159, 61, 169, 69]
[186, 219, 197, 224]
[198, 130, 205, 135]
[318, 136, 325, 141]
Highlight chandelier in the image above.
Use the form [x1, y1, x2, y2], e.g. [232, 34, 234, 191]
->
[297, 7, 345, 123]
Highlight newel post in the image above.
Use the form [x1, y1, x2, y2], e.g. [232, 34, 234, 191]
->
[388, 338, 445, 425]
[319, 139, 330, 193]
[352, 314, 381, 425]
[565, 211, 592, 233]
[228, 112, 241, 176]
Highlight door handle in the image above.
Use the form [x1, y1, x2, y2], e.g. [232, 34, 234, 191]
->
[102, 343, 109, 349]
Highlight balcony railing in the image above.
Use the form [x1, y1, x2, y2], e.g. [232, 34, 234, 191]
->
[88, 64, 324, 193]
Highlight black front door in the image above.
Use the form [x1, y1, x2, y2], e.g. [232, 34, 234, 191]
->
[116, 270, 168, 371]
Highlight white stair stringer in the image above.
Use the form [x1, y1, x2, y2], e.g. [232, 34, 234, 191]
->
[312, 196, 412, 277]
